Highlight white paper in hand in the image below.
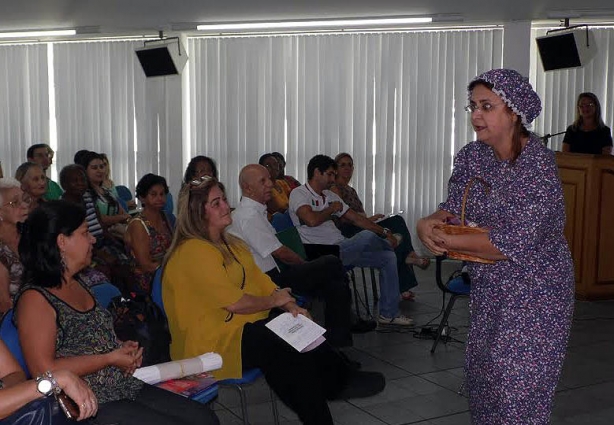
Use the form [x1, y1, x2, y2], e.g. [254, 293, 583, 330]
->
[265, 313, 326, 352]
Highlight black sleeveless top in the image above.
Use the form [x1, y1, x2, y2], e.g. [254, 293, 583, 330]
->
[16, 281, 143, 404]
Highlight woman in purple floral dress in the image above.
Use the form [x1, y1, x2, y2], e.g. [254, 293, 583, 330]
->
[418, 69, 574, 424]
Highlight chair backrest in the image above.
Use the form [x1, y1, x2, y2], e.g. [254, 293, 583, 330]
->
[151, 267, 166, 317]
[271, 211, 294, 232]
[0, 309, 30, 378]
[435, 255, 470, 296]
[274, 227, 307, 272]
[163, 192, 174, 217]
[91, 282, 122, 309]
[115, 185, 133, 202]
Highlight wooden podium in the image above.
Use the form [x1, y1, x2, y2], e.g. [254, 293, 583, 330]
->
[556, 152, 614, 299]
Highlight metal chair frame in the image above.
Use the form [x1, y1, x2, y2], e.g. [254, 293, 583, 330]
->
[431, 255, 470, 354]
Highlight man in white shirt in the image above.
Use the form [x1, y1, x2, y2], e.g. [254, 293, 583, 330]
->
[289, 155, 413, 327]
[229, 164, 355, 347]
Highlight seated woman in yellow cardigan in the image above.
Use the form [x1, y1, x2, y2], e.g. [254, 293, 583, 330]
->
[162, 176, 384, 425]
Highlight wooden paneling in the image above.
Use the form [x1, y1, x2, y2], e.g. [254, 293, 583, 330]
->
[559, 168, 586, 284]
[556, 152, 614, 299]
[597, 170, 614, 284]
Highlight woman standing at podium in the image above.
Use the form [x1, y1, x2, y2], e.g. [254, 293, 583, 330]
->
[562, 92, 612, 155]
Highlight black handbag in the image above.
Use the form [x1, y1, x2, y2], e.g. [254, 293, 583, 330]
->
[107, 295, 171, 367]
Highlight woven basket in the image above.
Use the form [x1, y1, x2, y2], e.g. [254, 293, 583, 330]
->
[435, 177, 495, 264]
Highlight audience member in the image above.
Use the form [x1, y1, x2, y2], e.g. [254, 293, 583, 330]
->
[0, 340, 97, 422]
[259, 153, 291, 218]
[163, 176, 384, 425]
[76, 151, 130, 235]
[100, 153, 136, 211]
[562, 92, 613, 155]
[271, 152, 301, 191]
[59, 164, 104, 245]
[229, 164, 355, 348]
[289, 155, 412, 326]
[14, 162, 46, 213]
[125, 173, 173, 295]
[417, 68, 574, 423]
[183, 155, 218, 184]
[26, 143, 63, 201]
[332, 152, 429, 300]
[73, 150, 91, 166]
[0, 178, 28, 314]
[15, 200, 220, 425]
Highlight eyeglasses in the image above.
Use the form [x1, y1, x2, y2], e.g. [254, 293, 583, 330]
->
[579, 103, 595, 108]
[3, 195, 32, 208]
[189, 174, 215, 187]
[464, 102, 503, 114]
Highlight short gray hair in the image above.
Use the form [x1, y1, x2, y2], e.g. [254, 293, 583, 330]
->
[0, 177, 22, 204]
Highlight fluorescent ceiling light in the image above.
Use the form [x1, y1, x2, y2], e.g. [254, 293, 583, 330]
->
[197, 17, 433, 32]
[0, 29, 76, 39]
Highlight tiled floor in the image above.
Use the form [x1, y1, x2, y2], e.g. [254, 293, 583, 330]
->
[211, 260, 614, 424]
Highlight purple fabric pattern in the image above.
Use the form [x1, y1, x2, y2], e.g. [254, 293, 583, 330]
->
[439, 135, 575, 424]
[470, 68, 541, 127]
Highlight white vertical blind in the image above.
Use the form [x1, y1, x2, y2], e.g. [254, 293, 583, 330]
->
[0, 44, 49, 177]
[52, 40, 183, 194]
[530, 27, 614, 151]
[188, 29, 503, 238]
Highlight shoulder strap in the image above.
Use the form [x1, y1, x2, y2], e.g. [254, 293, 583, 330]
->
[130, 216, 151, 236]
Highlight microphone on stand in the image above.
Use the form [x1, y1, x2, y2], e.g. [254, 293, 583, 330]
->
[542, 130, 567, 147]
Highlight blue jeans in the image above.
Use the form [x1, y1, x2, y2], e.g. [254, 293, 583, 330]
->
[339, 230, 400, 318]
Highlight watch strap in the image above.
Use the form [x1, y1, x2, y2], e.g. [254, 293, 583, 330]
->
[36, 371, 61, 396]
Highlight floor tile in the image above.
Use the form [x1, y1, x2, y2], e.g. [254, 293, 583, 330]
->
[216, 263, 614, 425]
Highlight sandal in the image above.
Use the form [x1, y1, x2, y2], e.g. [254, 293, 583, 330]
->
[400, 291, 416, 301]
[405, 253, 430, 270]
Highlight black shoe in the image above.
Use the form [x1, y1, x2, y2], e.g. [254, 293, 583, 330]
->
[336, 371, 386, 399]
[338, 350, 362, 371]
[351, 319, 377, 333]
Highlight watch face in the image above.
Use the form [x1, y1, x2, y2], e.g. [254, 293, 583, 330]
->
[38, 379, 53, 395]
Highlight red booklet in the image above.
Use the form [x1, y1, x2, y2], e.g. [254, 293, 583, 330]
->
[156, 372, 217, 397]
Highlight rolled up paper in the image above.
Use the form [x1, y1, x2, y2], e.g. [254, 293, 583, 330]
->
[133, 352, 223, 384]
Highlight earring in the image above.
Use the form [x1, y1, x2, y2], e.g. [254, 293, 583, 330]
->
[60, 251, 67, 270]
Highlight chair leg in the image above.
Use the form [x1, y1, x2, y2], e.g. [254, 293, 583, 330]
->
[431, 295, 458, 354]
[349, 269, 361, 318]
[270, 387, 280, 425]
[370, 268, 378, 301]
[234, 384, 249, 425]
[360, 268, 372, 316]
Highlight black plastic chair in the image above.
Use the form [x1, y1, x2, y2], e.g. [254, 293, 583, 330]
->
[431, 255, 470, 354]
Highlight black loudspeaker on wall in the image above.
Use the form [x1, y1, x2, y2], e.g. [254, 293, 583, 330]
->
[536, 28, 597, 72]
[135, 38, 188, 77]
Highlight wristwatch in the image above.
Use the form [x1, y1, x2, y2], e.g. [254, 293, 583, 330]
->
[36, 371, 60, 397]
[380, 228, 391, 239]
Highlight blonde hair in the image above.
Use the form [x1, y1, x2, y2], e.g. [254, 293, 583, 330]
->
[572, 92, 606, 130]
[165, 179, 246, 267]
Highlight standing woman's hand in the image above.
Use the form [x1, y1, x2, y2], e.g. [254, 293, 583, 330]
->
[417, 210, 455, 255]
